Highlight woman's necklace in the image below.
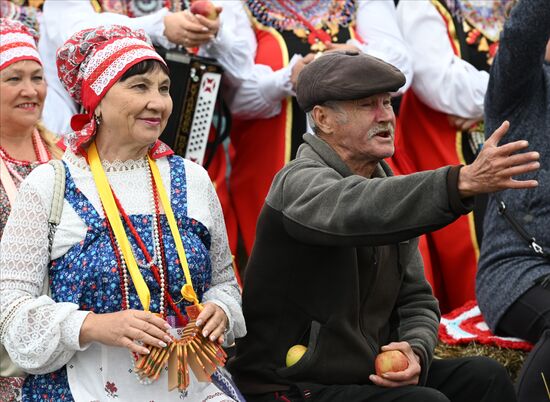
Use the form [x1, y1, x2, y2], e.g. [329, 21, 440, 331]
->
[104, 161, 166, 315]
[0, 128, 51, 206]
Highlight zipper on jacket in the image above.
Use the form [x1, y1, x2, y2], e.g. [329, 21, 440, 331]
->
[358, 247, 379, 357]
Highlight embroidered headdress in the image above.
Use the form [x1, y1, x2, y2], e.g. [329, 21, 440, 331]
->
[0, 18, 42, 71]
[56, 25, 167, 153]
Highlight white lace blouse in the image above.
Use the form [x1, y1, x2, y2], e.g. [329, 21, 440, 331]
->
[0, 149, 246, 376]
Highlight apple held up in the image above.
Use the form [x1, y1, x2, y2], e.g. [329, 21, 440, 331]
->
[190, 0, 219, 20]
[286, 344, 307, 367]
[374, 350, 409, 376]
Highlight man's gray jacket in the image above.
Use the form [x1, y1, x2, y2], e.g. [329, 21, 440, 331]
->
[229, 133, 473, 395]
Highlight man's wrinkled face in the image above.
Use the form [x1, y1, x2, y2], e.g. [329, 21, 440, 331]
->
[324, 94, 396, 164]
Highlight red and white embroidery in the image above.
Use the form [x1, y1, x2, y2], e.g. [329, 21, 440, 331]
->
[55, 25, 167, 154]
[0, 19, 42, 70]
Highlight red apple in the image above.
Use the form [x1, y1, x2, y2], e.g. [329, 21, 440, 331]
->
[190, 0, 218, 20]
[374, 350, 409, 376]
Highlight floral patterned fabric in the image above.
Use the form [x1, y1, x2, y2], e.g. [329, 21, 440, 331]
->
[22, 156, 213, 401]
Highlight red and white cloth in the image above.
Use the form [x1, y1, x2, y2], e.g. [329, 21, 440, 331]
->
[0, 18, 41, 71]
[439, 300, 533, 351]
[55, 25, 167, 154]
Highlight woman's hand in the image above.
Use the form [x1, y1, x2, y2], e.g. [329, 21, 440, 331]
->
[369, 341, 422, 388]
[163, 8, 222, 48]
[290, 53, 315, 90]
[79, 310, 173, 355]
[196, 302, 228, 344]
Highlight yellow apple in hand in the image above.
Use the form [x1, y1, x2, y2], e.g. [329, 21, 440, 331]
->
[286, 345, 307, 367]
[374, 350, 409, 376]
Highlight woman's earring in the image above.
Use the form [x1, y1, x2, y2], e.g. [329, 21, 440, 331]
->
[94, 113, 102, 126]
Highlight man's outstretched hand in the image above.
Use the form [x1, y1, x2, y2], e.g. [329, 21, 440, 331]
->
[458, 121, 539, 198]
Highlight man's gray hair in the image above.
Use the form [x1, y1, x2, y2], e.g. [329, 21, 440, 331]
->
[306, 100, 348, 136]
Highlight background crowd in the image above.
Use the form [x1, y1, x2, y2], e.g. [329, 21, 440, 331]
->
[0, 1, 548, 402]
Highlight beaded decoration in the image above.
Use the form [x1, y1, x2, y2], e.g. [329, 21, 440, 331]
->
[95, 0, 185, 16]
[444, 0, 513, 64]
[246, 0, 356, 52]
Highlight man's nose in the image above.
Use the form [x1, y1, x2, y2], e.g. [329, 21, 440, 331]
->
[375, 103, 393, 122]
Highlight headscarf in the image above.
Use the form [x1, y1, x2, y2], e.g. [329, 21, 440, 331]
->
[56, 25, 170, 156]
[0, 17, 42, 71]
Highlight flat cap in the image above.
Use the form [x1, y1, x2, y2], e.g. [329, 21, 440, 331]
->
[296, 51, 406, 112]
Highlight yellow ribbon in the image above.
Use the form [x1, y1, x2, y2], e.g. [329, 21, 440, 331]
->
[88, 142, 199, 310]
[88, 142, 151, 311]
[147, 155, 199, 306]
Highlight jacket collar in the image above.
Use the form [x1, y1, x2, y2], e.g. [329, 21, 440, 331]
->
[301, 133, 392, 178]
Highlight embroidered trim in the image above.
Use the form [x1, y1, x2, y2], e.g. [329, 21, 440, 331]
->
[0, 296, 33, 341]
[90, 48, 162, 96]
[439, 300, 534, 351]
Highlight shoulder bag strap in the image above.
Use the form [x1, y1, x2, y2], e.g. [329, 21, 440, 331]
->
[43, 160, 65, 295]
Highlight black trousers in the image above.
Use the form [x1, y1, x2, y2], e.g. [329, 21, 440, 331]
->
[245, 357, 516, 402]
[497, 284, 550, 402]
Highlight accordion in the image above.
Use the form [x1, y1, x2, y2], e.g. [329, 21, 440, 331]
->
[156, 48, 224, 166]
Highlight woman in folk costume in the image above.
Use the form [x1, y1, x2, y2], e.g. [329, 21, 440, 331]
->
[38, 0, 250, 265]
[394, 0, 512, 313]
[0, 17, 62, 402]
[0, 25, 245, 401]
[202, 0, 413, 258]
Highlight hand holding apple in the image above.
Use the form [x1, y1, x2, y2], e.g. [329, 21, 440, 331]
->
[190, 0, 219, 20]
[369, 341, 421, 388]
[375, 350, 409, 376]
[163, 4, 222, 48]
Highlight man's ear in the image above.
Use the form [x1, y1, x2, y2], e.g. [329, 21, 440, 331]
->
[312, 105, 334, 135]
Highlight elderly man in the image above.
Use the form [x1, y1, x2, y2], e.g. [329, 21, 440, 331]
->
[228, 51, 540, 402]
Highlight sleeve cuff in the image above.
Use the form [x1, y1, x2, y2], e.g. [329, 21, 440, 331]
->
[258, 55, 300, 103]
[411, 344, 430, 386]
[202, 18, 230, 57]
[206, 299, 234, 346]
[61, 310, 92, 351]
[149, 8, 175, 49]
[447, 165, 474, 215]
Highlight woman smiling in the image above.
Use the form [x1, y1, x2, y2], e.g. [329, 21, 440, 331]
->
[0, 18, 61, 239]
[0, 17, 62, 402]
[0, 25, 245, 401]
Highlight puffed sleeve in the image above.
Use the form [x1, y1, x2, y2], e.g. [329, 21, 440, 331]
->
[183, 160, 246, 345]
[397, 0, 488, 118]
[200, 1, 304, 120]
[0, 167, 90, 375]
[41, 0, 170, 48]
[351, 0, 413, 93]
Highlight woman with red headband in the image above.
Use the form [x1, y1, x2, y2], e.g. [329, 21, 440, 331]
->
[0, 25, 245, 401]
[0, 17, 62, 402]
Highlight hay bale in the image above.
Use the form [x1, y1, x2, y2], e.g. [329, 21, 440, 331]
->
[435, 341, 527, 381]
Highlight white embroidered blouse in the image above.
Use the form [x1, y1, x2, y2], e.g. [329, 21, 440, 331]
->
[0, 149, 246, 382]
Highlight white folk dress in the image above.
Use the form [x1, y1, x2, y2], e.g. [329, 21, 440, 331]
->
[0, 149, 246, 401]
